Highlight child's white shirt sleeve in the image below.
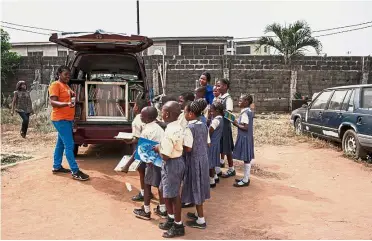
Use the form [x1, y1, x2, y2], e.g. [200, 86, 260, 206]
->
[240, 112, 249, 124]
[226, 97, 233, 111]
[132, 115, 143, 138]
[210, 118, 220, 129]
[207, 132, 211, 144]
[183, 127, 193, 148]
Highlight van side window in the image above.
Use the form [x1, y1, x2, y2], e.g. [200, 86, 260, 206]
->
[328, 90, 348, 110]
[347, 90, 355, 111]
[311, 91, 332, 110]
[361, 88, 372, 109]
[341, 90, 352, 111]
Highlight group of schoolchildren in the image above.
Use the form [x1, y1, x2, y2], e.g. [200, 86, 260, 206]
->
[122, 72, 255, 238]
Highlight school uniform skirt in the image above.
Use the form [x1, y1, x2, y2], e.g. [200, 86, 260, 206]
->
[208, 142, 221, 169]
[160, 156, 185, 198]
[220, 118, 234, 155]
[144, 164, 162, 187]
[232, 132, 255, 163]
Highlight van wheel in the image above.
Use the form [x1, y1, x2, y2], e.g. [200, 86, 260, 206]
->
[342, 130, 367, 159]
[294, 118, 303, 135]
[74, 144, 79, 157]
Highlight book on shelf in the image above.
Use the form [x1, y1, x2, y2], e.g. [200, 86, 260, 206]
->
[88, 85, 124, 100]
[129, 84, 144, 102]
[88, 100, 126, 117]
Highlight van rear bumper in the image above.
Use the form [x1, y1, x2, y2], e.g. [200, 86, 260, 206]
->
[73, 124, 132, 145]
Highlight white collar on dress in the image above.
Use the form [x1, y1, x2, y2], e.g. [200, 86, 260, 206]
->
[188, 119, 201, 124]
[219, 93, 230, 99]
[241, 107, 249, 114]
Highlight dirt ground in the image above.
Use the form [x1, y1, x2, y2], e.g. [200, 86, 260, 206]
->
[2, 121, 372, 240]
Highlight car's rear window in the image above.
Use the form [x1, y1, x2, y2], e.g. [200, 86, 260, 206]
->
[361, 87, 372, 109]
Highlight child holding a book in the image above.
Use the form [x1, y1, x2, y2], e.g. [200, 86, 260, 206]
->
[122, 98, 149, 202]
[216, 78, 235, 178]
[154, 101, 186, 238]
[232, 95, 255, 187]
[182, 100, 211, 229]
[208, 102, 224, 188]
[133, 106, 167, 219]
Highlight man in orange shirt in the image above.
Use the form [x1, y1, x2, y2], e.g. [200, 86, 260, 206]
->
[49, 65, 89, 181]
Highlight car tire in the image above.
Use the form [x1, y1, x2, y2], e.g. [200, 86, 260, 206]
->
[294, 117, 303, 135]
[342, 130, 367, 159]
[73, 144, 79, 157]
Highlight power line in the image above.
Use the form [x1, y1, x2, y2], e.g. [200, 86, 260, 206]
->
[314, 24, 372, 37]
[1, 25, 50, 35]
[313, 20, 372, 33]
[234, 20, 372, 40]
[0, 21, 63, 32]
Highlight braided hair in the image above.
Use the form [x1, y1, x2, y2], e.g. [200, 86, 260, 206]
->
[55, 65, 70, 80]
[219, 78, 230, 89]
[186, 99, 207, 117]
[201, 72, 211, 83]
[211, 102, 224, 116]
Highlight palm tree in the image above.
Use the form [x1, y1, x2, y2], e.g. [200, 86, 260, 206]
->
[256, 20, 322, 65]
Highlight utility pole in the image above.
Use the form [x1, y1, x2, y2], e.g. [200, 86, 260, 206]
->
[136, 0, 140, 35]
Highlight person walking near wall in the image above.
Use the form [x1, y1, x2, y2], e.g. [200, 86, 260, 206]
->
[48, 65, 89, 181]
[11, 81, 33, 138]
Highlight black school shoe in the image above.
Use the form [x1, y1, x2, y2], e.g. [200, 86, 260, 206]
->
[186, 212, 198, 220]
[186, 219, 207, 229]
[52, 166, 71, 174]
[162, 223, 185, 238]
[159, 216, 174, 230]
[233, 179, 250, 187]
[154, 205, 167, 218]
[215, 176, 220, 183]
[216, 171, 222, 177]
[72, 170, 90, 181]
[133, 206, 151, 220]
[221, 169, 236, 178]
[131, 192, 154, 202]
[210, 183, 216, 188]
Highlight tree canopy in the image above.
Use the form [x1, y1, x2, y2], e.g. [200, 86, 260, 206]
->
[256, 20, 322, 65]
[1, 29, 21, 83]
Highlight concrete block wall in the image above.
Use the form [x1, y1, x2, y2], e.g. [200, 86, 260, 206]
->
[2, 55, 371, 112]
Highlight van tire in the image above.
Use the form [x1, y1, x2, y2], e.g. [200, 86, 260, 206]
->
[74, 144, 79, 157]
[342, 130, 367, 159]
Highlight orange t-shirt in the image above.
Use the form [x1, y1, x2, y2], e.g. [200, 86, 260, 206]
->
[49, 81, 75, 121]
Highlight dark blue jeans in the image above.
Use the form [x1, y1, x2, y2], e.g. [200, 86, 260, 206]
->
[17, 112, 30, 134]
[52, 120, 79, 174]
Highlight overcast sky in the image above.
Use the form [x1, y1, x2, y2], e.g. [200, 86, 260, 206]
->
[2, 0, 372, 56]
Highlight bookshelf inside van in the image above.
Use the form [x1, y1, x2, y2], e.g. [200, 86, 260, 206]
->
[85, 81, 129, 121]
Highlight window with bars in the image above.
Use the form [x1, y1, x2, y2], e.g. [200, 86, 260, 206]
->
[236, 46, 251, 55]
[27, 51, 43, 57]
[58, 51, 68, 57]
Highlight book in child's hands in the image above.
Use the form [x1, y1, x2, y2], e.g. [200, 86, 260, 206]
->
[134, 137, 162, 167]
[224, 110, 236, 122]
[114, 132, 133, 140]
[114, 155, 141, 172]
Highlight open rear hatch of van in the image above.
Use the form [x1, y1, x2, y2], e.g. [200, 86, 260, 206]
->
[49, 30, 153, 145]
[49, 30, 153, 52]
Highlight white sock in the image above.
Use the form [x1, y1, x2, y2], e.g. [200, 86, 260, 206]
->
[229, 166, 235, 172]
[184, 202, 191, 205]
[243, 163, 251, 183]
[144, 205, 150, 213]
[194, 211, 198, 217]
[168, 214, 175, 219]
[220, 159, 224, 164]
[214, 174, 218, 180]
[140, 189, 144, 196]
[159, 204, 166, 213]
[209, 177, 215, 184]
[196, 217, 205, 224]
[215, 166, 221, 174]
[175, 220, 182, 225]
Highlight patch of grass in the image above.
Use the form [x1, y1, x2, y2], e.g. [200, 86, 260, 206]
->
[1, 108, 54, 134]
[0, 153, 32, 165]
